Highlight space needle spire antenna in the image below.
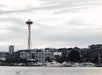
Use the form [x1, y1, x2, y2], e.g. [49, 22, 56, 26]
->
[26, 19, 33, 50]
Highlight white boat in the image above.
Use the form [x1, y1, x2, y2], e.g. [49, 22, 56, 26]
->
[84, 63, 95, 67]
[61, 62, 72, 67]
[71, 63, 84, 67]
[46, 61, 62, 67]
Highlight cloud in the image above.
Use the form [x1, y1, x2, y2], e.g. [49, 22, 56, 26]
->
[0, 0, 101, 15]
[40, 0, 102, 13]
[0, 0, 102, 15]
[0, 0, 102, 51]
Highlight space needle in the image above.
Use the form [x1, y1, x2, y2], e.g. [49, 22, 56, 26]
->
[26, 19, 33, 50]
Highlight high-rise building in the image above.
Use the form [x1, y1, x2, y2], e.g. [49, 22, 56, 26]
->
[9, 45, 14, 55]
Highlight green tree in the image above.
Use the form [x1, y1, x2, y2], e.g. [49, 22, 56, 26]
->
[54, 55, 64, 63]
[45, 56, 52, 62]
[68, 50, 81, 62]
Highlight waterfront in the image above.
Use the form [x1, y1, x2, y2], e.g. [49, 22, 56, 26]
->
[0, 66, 102, 75]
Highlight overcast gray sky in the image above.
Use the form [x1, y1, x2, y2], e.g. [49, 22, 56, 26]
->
[0, 0, 102, 51]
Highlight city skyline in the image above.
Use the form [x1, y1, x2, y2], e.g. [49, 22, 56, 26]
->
[0, 0, 102, 51]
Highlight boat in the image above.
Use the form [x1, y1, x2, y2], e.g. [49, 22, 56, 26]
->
[84, 63, 95, 67]
[61, 62, 72, 67]
[71, 63, 84, 67]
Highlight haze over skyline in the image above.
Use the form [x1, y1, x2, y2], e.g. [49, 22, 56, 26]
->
[0, 0, 102, 51]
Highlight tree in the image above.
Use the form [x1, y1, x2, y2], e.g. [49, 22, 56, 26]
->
[45, 56, 52, 62]
[68, 50, 81, 62]
[54, 55, 65, 63]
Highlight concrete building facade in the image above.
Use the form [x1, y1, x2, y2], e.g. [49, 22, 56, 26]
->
[9, 45, 14, 55]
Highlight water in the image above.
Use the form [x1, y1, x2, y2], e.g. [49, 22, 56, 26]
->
[0, 66, 102, 75]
